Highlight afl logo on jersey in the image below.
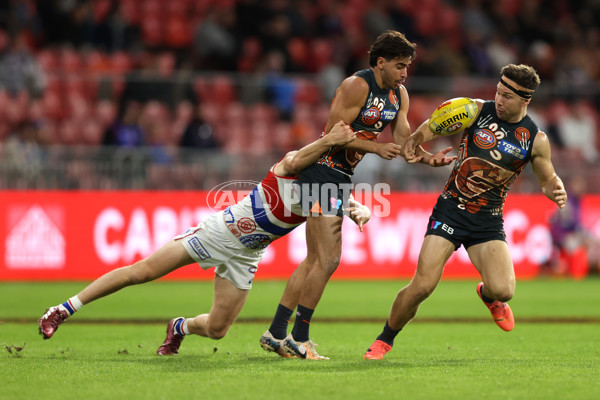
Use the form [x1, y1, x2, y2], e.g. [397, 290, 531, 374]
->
[361, 107, 380, 125]
[473, 129, 497, 149]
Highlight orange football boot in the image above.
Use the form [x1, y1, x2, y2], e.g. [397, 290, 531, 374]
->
[363, 339, 392, 360]
[477, 282, 515, 331]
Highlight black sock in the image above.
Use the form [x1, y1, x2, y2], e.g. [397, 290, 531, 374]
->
[291, 304, 314, 342]
[479, 284, 495, 303]
[376, 320, 401, 346]
[268, 304, 294, 340]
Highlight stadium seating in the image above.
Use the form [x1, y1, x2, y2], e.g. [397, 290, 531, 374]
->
[0, 0, 598, 192]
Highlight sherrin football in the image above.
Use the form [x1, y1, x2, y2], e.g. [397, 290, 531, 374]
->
[428, 97, 478, 136]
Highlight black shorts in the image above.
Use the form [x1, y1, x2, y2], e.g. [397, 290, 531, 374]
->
[425, 196, 506, 250]
[297, 164, 352, 217]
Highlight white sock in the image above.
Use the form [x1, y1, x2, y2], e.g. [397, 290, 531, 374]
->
[182, 318, 191, 335]
[69, 295, 83, 310]
[59, 295, 83, 315]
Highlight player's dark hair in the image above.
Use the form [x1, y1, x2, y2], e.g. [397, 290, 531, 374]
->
[501, 64, 541, 91]
[368, 30, 417, 67]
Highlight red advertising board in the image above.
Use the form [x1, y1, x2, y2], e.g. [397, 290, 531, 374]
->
[1, 191, 599, 281]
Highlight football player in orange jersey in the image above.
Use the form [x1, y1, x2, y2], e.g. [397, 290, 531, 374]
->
[364, 64, 568, 360]
[261, 31, 457, 360]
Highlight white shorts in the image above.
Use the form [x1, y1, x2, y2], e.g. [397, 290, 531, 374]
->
[175, 211, 265, 290]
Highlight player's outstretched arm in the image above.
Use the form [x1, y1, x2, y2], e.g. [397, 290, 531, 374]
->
[403, 121, 456, 167]
[275, 121, 355, 177]
[531, 131, 568, 208]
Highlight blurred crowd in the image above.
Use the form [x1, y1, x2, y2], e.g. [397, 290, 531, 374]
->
[544, 176, 600, 278]
[0, 0, 599, 191]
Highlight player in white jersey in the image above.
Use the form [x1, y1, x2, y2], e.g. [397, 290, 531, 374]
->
[38, 121, 371, 356]
[220, 161, 309, 252]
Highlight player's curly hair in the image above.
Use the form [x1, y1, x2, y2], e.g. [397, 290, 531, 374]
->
[368, 30, 417, 67]
[501, 64, 541, 91]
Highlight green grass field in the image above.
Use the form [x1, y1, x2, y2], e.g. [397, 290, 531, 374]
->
[1, 279, 599, 400]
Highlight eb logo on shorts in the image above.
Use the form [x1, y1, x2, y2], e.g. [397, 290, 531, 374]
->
[430, 220, 454, 235]
[188, 237, 211, 260]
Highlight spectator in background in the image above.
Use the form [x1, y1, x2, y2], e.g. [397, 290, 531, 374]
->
[557, 100, 598, 163]
[0, 31, 46, 98]
[141, 101, 173, 165]
[145, 122, 174, 191]
[179, 107, 219, 150]
[318, 61, 345, 103]
[33, 0, 76, 46]
[363, 0, 395, 44]
[121, 52, 195, 110]
[100, 1, 142, 52]
[102, 100, 144, 147]
[259, 51, 298, 121]
[3, 121, 46, 186]
[548, 176, 600, 279]
[486, 33, 518, 73]
[192, 7, 238, 71]
[234, 0, 266, 39]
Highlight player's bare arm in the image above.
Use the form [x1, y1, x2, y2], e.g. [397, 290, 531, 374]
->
[275, 121, 355, 177]
[402, 120, 430, 163]
[530, 131, 568, 208]
[326, 76, 402, 160]
[324, 76, 368, 131]
[389, 85, 411, 146]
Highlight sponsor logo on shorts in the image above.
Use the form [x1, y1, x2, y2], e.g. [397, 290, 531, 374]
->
[430, 219, 454, 234]
[248, 266, 257, 274]
[227, 225, 241, 237]
[188, 237, 211, 260]
[237, 217, 257, 234]
[499, 140, 525, 160]
[330, 197, 342, 210]
[239, 234, 271, 250]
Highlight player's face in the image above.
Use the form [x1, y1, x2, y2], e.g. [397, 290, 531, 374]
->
[494, 76, 529, 122]
[379, 56, 411, 90]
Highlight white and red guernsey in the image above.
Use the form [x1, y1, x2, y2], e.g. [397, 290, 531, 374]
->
[223, 165, 305, 250]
